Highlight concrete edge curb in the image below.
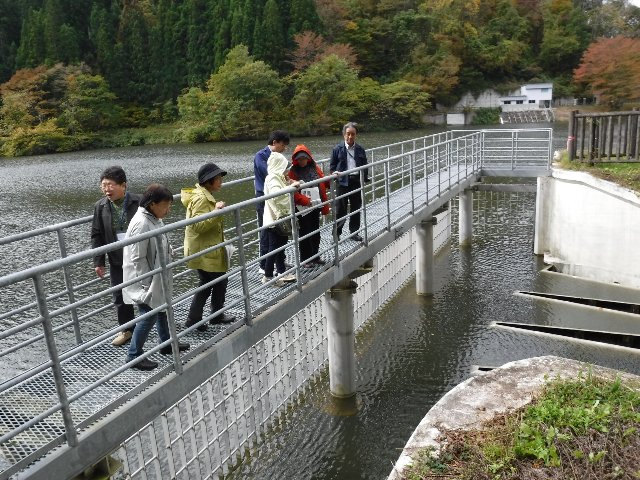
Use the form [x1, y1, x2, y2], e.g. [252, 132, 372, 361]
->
[387, 355, 640, 480]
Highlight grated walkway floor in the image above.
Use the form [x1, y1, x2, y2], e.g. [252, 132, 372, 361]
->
[0, 164, 476, 474]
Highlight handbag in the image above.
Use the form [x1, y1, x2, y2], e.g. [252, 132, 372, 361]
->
[274, 215, 294, 238]
[266, 199, 298, 238]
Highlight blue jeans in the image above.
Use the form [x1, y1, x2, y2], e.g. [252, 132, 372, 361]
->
[127, 303, 170, 360]
[265, 228, 287, 277]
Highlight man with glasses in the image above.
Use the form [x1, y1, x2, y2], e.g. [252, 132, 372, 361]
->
[330, 122, 369, 242]
[91, 166, 141, 346]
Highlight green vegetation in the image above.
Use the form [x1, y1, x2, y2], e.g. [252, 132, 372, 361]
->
[558, 153, 640, 193]
[472, 108, 502, 125]
[403, 370, 640, 479]
[0, 0, 639, 156]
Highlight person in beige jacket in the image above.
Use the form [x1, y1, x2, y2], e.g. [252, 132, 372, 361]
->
[182, 163, 235, 332]
[262, 152, 300, 287]
[123, 183, 189, 370]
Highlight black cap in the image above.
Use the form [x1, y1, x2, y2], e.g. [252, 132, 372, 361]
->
[198, 163, 227, 184]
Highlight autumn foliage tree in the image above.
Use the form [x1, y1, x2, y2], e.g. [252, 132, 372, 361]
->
[573, 36, 640, 108]
[289, 31, 357, 72]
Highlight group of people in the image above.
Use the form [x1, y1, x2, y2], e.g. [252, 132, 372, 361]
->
[91, 122, 368, 371]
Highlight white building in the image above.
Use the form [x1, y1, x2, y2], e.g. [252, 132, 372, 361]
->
[500, 83, 553, 111]
[446, 83, 553, 112]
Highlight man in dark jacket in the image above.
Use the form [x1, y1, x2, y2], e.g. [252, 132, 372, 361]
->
[91, 166, 141, 346]
[329, 122, 369, 242]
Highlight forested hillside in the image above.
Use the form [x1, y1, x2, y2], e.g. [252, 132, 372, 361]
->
[0, 0, 638, 155]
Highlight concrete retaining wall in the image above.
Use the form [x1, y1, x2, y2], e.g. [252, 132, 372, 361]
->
[534, 168, 640, 289]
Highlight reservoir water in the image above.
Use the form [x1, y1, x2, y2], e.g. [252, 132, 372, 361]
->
[3, 123, 636, 479]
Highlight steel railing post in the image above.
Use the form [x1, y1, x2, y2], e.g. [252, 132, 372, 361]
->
[154, 234, 183, 374]
[359, 169, 368, 244]
[234, 209, 253, 325]
[370, 151, 375, 203]
[56, 229, 82, 344]
[384, 162, 391, 231]
[33, 273, 78, 446]
[330, 177, 340, 264]
[288, 191, 302, 287]
[437, 144, 442, 198]
[409, 153, 415, 215]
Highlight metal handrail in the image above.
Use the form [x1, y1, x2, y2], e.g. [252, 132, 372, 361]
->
[0, 129, 552, 475]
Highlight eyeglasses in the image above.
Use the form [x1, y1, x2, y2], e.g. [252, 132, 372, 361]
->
[100, 181, 122, 190]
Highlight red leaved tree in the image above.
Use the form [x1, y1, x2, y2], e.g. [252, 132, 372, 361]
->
[573, 36, 640, 108]
[289, 31, 357, 72]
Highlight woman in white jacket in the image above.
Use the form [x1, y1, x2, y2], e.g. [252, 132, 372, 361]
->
[262, 152, 299, 286]
[123, 184, 189, 370]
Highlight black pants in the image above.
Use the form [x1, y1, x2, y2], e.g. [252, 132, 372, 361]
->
[187, 270, 229, 322]
[299, 208, 320, 263]
[265, 228, 287, 277]
[256, 200, 269, 269]
[109, 265, 135, 333]
[335, 177, 362, 236]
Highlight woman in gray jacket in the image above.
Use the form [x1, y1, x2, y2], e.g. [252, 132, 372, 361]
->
[123, 184, 189, 370]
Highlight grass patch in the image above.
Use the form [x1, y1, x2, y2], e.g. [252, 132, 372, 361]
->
[402, 370, 640, 480]
[557, 151, 640, 194]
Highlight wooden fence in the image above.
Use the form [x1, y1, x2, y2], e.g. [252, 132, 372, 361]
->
[567, 110, 640, 162]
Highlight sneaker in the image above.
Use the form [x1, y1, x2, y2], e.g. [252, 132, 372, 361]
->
[112, 330, 132, 346]
[279, 273, 296, 282]
[350, 234, 363, 242]
[262, 275, 285, 287]
[258, 267, 265, 275]
[160, 342, 190, 355]
[313, 258, 326, 265]
[128, 357, 158, 371]
[185, 317, 208, 332]
[210, 313, 235, 325]
[302, 262, 314, 268]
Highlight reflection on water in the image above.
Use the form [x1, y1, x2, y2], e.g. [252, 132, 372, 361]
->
[229, 188, 639, 480]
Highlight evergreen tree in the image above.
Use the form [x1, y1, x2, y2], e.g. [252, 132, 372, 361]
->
[150, 0, 188, 103]
[254, 0, 286, 69]
[118, 2, 154, 103]
[186, 0, 216, 85]
[0, 0, 21, 82]
[288, 0, 321, 40]
[16, 8, 47, 69]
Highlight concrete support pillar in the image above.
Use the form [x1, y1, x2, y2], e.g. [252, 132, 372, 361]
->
[459, 190, 473, 247]
[533, 176, 548, 256]
[325, 278, 358, 398]
[416, 218, 435, 296]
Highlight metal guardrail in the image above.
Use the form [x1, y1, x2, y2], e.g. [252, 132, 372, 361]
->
[0, 129, 552, 477]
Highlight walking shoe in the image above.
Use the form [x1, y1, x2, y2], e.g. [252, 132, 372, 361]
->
[258, 267, 265, 275]
[112, 330, 132, 346]
[302, 262, 314, 268]
[160, 342, 190, 355]
[313, 258, 326, 265]
[279, 273, 296, 282]
[128, 357, 158, 371]
[262, 275, 285, 287]
[210, 313, 235, 325]
[185, 317, 208, 332]
[349, 233, 363, 242]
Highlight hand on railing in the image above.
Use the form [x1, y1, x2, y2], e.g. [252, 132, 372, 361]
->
[95, 266, 106, 279]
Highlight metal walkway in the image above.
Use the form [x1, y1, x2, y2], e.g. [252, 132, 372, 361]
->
[0, 129, 552, 479]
